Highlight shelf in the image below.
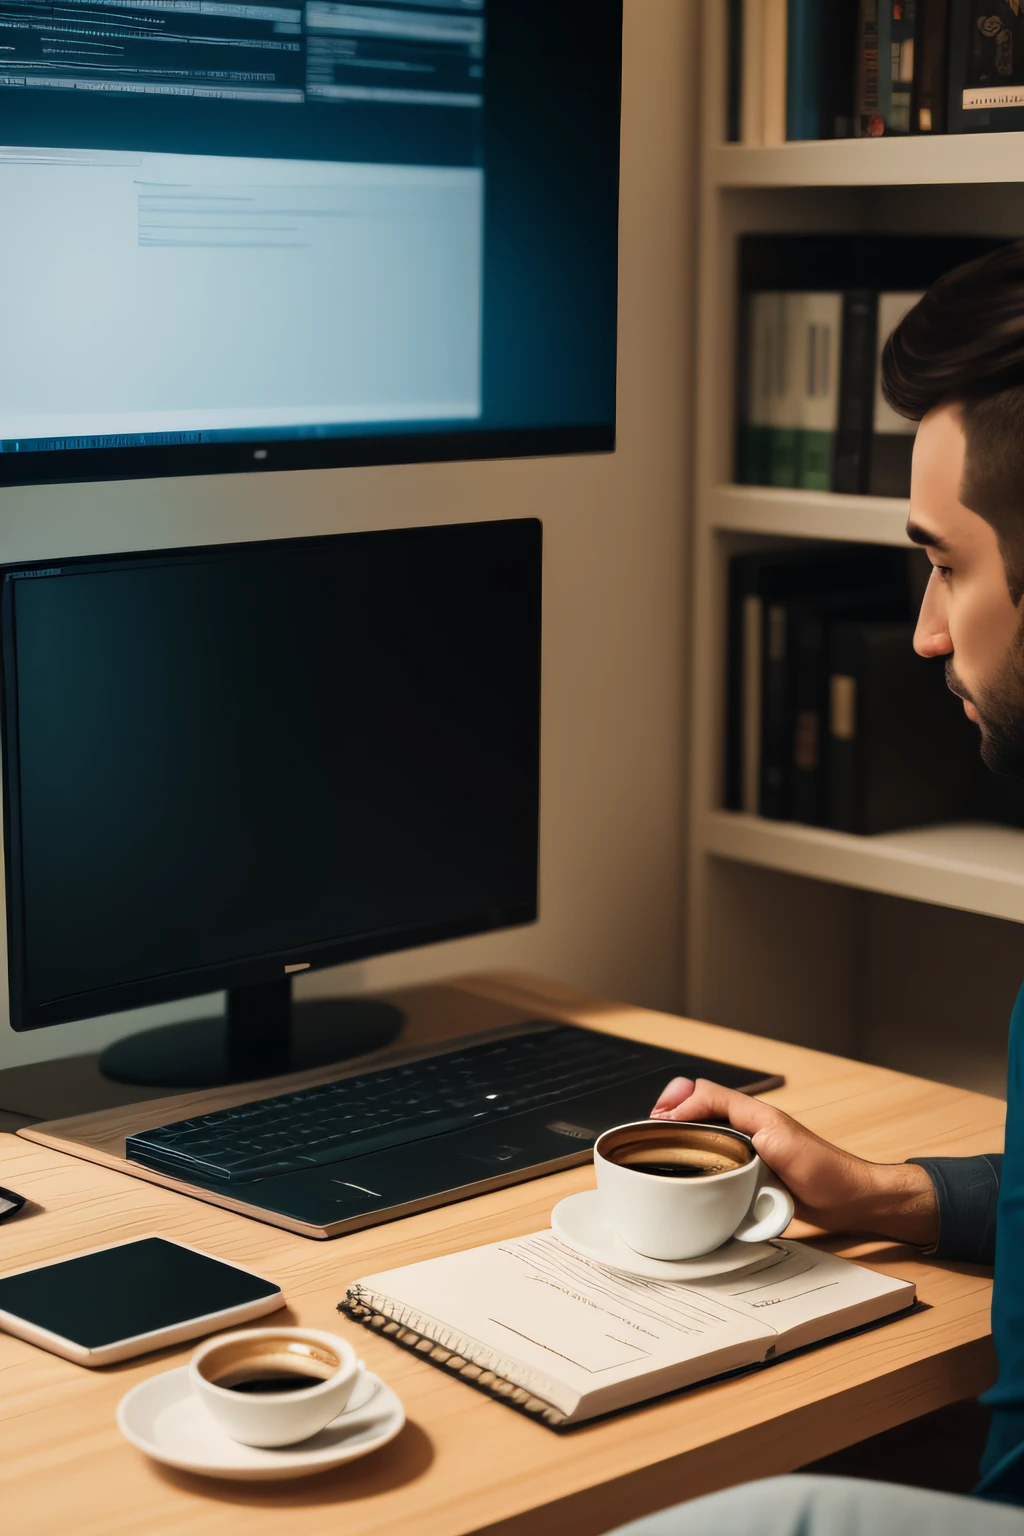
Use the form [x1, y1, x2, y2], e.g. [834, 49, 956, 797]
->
[709, 132, 1024, 189]
[702, 811, 1024, 924]
[707, 486, 911, 546]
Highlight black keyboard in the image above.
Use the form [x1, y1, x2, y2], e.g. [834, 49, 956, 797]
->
[127, 1025, 665, 1183]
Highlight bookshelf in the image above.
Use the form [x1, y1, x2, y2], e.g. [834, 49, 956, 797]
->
[711, 131, 1024, 188]
[686, 10, 1024, 1092]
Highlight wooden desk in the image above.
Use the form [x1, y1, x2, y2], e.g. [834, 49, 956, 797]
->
[0, 973, 1006, 1536]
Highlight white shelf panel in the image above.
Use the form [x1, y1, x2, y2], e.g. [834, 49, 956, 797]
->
[701, 811, 1024, 924]
[709, 133, 1024, 189]
[707, 486, 911, 545]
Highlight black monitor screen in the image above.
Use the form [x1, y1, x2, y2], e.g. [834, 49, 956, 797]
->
[0, 519, 541, 1029]
[0, 0, 622, 486]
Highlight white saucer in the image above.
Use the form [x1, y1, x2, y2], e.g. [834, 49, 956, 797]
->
[117, 1367, 404, 1481]
[551, 1189, 778, 1281]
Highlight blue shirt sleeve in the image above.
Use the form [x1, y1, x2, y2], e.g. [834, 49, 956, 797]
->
[907, 1154, 1002, 1265]
[974, 979, 1024, 1507]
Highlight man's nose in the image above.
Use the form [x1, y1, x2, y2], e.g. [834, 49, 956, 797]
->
[913, 574, 952, 658]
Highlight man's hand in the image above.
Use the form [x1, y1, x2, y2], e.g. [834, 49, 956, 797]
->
[651, 1077, 939, 1248]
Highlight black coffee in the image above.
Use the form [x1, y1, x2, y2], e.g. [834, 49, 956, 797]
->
[221, 1370, 323, 1394]
[620, 1159, 730, 1179]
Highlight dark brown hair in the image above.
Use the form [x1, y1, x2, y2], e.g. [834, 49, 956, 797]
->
[882, 242, 1024, 599]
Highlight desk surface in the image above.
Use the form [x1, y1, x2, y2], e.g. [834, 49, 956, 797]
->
[0, 973, 1006, 1536]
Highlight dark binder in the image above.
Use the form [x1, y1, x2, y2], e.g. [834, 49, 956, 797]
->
[910, 0, 949, 133]
[726, 549, 914, 817]
[947, 1, 1024, 135]
[825, 619, 977, 835]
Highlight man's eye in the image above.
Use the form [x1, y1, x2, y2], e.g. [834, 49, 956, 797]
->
[932, 564, 952, 581]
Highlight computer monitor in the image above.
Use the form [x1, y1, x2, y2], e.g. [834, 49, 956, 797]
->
[0, 0, 622, 487]
[0, 519, 541, 1085]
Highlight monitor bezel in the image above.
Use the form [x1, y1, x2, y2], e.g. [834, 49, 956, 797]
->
[0, 425, 613, 490]
[0, 522, 541, 1031]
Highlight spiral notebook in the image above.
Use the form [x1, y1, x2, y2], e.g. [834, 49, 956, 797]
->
[341, 1231, 915, 1428]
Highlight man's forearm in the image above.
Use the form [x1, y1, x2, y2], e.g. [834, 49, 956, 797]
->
[845, 1160, 941, 1249]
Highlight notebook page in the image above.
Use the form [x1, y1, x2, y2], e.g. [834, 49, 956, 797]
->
[349, 1231, 772, 1419]
[687, 1240, 915, 1353]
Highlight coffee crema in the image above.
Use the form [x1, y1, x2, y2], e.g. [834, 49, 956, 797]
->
[200, 1336, 340, 1395]
[603, 1127, 752, 1180]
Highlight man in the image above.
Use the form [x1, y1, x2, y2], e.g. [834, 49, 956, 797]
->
[606, 243, 1024, 1535]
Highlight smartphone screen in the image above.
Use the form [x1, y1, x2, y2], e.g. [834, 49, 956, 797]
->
[0, 1237, 280, 1348]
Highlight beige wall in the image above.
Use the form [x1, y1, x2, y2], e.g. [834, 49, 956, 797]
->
[0, 0, 697, 1068]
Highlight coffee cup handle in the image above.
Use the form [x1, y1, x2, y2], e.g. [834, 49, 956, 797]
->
[733, 1178, 795, 1243]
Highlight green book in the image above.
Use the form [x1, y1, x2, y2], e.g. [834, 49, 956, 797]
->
[795, 291, 842, 491]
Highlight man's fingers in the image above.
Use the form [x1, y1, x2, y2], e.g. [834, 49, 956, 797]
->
[651, 1078, 779, 1138]
[651, 1076, 695, 1113]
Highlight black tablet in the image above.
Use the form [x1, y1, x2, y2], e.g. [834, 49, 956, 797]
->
[0, 1236, 284, 1365]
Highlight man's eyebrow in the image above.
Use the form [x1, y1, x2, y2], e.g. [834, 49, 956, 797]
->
[906, 520, 951, 552]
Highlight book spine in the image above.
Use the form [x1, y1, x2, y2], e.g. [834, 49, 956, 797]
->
[738, 292, 774, 484]
[796, 292, 842, 490]
[854, 0, 884, 135]
[887, 0, 917, 134]
[832, 289, 877, 495]
[910, 0, 948, 133]
[741, 0, 766, 142]
[790, 614, 826, 824]
[760, 600, 790, 819]
[868, 290, 924, 498]
[768, 292, 800, 488]
[822, 0, 860, 137]
[825, 626, 860, 834]
[948, 0, 1024, 135]
[742, 593, 763, 815]
[786, 0, 824, 140]
[762, 0, 789, 144]
[727, 0, 744, 141]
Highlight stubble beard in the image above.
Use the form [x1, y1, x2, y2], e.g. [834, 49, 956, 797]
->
[946, 648, 1024, 777]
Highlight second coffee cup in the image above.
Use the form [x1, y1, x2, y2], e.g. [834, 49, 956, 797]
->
[594, 1120, 794, 1260]
[190, 1327, 362, 1447]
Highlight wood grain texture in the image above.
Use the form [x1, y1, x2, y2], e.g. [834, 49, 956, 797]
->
[1, 973, 1005, 1536]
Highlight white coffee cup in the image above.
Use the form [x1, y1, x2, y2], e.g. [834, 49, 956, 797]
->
[190, 1327, 362, 1447]
[594, 1120, 795, 1261]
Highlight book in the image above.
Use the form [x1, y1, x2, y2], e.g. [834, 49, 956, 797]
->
[868, 290, 924, 498]
[826, 619, 977, 834]
[910, 0, 948, 132]
[725, 547, 911, 815]
[736, 236, 1006, 493]
[786, 0, 826, 139]
[833, 287, 877, 494]
[763, 0, 790, 144]
[768, 293, 803, 486]
[822, 0, 862, 136]
[741, 0, 766, 142]
[767, 583, 910, 823]
[738, 291, 777, 485]
[856, 1, 919, 134]
[727, 0, 744, 141]
[855, 0, 889, 134]
[948, 0, 1024, 134]
[888, 0, 918, 132]
[755, 551, 912, 820]
[342, 1231, 916, 1428]
[796, 291, 842, 489]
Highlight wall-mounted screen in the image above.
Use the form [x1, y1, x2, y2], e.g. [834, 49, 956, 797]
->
[0, 0, 622, 486]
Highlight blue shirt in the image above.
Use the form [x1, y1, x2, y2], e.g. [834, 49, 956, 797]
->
[910, 979, 1024, 1506]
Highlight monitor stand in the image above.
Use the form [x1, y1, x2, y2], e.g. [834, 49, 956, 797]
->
[98, 978, 404, 1089]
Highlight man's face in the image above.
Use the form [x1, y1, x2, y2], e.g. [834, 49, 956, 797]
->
[911, 403, 1024, 775]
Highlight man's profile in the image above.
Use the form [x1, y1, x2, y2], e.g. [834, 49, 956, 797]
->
[603, 242, 1024, 1533]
